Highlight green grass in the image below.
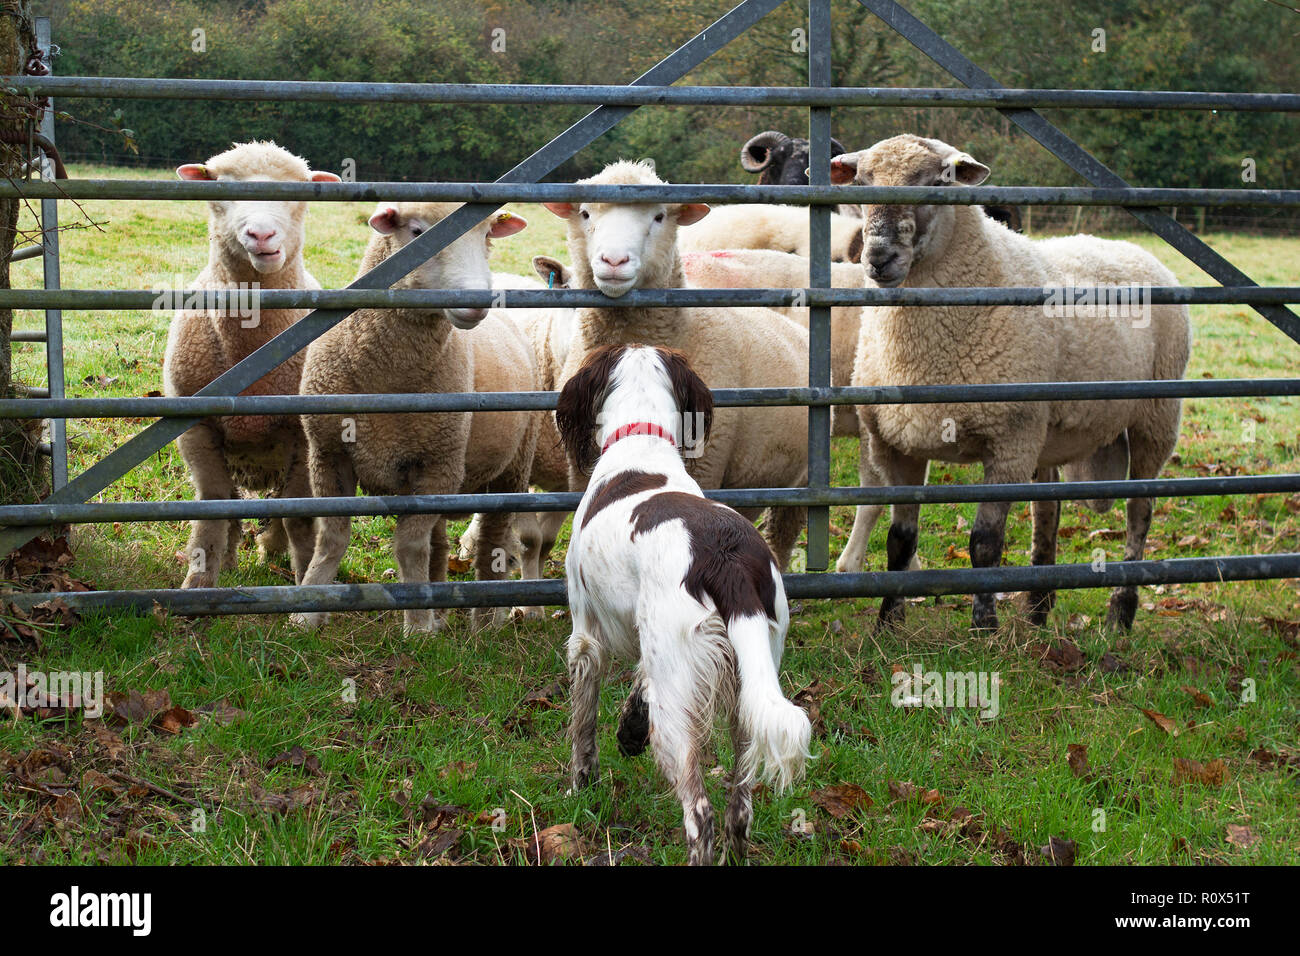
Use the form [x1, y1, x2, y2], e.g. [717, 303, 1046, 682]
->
[2, 165, 1297, 865]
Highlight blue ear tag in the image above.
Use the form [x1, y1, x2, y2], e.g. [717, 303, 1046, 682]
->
[548, 270, 556, 289]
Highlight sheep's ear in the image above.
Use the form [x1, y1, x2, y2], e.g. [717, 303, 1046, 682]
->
[543, 201, 576, 219]
[488, 211, 527, 238]
[676, 203, 710, 227]
[176, 164, 212, 181]
[946, 152, 990, 186]
[829, 153, 859, 185]
[533, 255, 571, 288]
[310, 170, 342, 183]
[658, 347, 714, 452]
[368, 205, 401, 234]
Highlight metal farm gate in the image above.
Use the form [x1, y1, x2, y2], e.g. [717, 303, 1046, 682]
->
[2, 0, 1299, 619]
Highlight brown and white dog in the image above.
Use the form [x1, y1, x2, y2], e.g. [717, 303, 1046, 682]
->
[556, 344, 810, 866]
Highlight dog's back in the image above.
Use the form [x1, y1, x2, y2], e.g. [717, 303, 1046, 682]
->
[558, 344, 811, 865]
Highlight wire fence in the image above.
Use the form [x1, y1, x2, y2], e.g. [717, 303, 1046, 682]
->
[1, 0, 1298, 618]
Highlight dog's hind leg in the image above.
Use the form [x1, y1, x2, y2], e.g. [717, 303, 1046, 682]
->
[567, 622, 606, 792]
[616, 672, 650, 757]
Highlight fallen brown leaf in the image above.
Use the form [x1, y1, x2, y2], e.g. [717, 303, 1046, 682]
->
[1140, 708, 1179, 736]
[529, 823, 584, 865]
[1172, 757, 1227, 787]
[810, 783, 873, 818]
[1066, 743, 1093, 779]
[1039, 835, 1076, 866]
[1225, 824, 1259, 849]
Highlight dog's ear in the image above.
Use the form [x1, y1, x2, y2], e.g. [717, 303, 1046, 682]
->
[657, 347, 713, 454]
[555, 345, 623, 475]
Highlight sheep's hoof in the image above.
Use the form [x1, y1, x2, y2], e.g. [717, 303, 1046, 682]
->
[509, 605, 543, 622]
[875, 597, 906, 632]
[290, 610, 328, 630]
[403, 610, 444, 636]
[970, 603, 1000, 633]
[470, 606, 509, 632]
[180, 571, 217, 590]
[1103, 590, 1138, 632]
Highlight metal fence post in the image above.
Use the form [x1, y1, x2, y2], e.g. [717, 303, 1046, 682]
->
[35, 16, 67, 491]
[805, 0, 833, 571]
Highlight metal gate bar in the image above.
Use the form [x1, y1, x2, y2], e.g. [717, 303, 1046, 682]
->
[4, 376, 1299, 421]
[1, 473, 1296, 525]
[0, 0, 1295, 617]
[6, 553, 1298, 617]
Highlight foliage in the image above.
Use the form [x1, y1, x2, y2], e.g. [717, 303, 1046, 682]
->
[43, 0, 1298, 189]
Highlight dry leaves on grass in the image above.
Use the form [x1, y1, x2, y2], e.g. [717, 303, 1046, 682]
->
[791, 679, 830, 738]
[1039, 836, 1077, 866]
[1172, 758, 1227, 787]
[1249, 747, 1299, 773]
[1225, 825, 1259, 849]
[888, 780, 944, 806]
[527, 823, 584, 865]
[1067, 743, 1094, 779]
[1180, 686, 1214, 709]
[1032, 639, 1086, 674]
[104, 690, 197, 735]
[1140, 707, 1180, 736]
[266, 745, 322, 776]
[810, 783, 873, 818]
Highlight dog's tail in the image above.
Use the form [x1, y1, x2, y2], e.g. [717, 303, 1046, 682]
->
[727, 613, 811, 792]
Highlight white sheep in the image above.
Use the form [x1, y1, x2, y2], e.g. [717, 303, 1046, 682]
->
[293, 202, 538, 634]
[545, 160, 811, 569]
[458, 255, 577, 594]
[831, 134, 1190, 631]
[678, 203, 864, 264]
[162, 141, 340, 588]
[681, 248, 864, 438]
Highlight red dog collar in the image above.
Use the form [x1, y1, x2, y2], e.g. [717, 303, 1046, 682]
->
[601, 422, 676, 455]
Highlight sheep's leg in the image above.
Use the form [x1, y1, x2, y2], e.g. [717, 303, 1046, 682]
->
[457, 512, 482, 563]
[293, 447, 356, 630]
[177, 424, 236, 589]
[837, 437, 890, 573]
[1026, 466, 1061, 627]
[1104, 429, 1168, 631]
[723, 706, 755, 866]
[763, 505, 807, 571]
[566, 624, 606, 792]
[616, 673, 650, 757]
[969, 457, 1035, 632]
[393, 513, 440, 635]
[256, 517, 287, 563]
[875, 450, 929, 632]
[420, 516, 450, 634]
[470, 510, 515, 631]
[280, 455, 317, 585]
[514, 513, 546, 620]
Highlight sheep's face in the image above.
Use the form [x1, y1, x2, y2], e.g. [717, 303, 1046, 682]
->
[544, 201, 709, 298]
[830, 135, 989, 287]
[368, 203, 528, 330]
[178, 149, 340, 276]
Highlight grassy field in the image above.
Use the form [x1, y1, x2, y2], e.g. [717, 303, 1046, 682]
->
[1, 163, 1296, 865]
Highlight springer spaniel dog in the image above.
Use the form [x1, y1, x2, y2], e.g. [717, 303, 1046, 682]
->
[555, 343, 810, 865]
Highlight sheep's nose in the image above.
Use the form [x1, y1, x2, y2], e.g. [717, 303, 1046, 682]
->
[448, 306, 488, 324]
[245, 226, 277, 242]
[599, 252, 630, 268]
[868, 248, 898, 269]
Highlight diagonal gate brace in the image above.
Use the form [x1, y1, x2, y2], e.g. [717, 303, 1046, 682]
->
[0, 0, 789, 556]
